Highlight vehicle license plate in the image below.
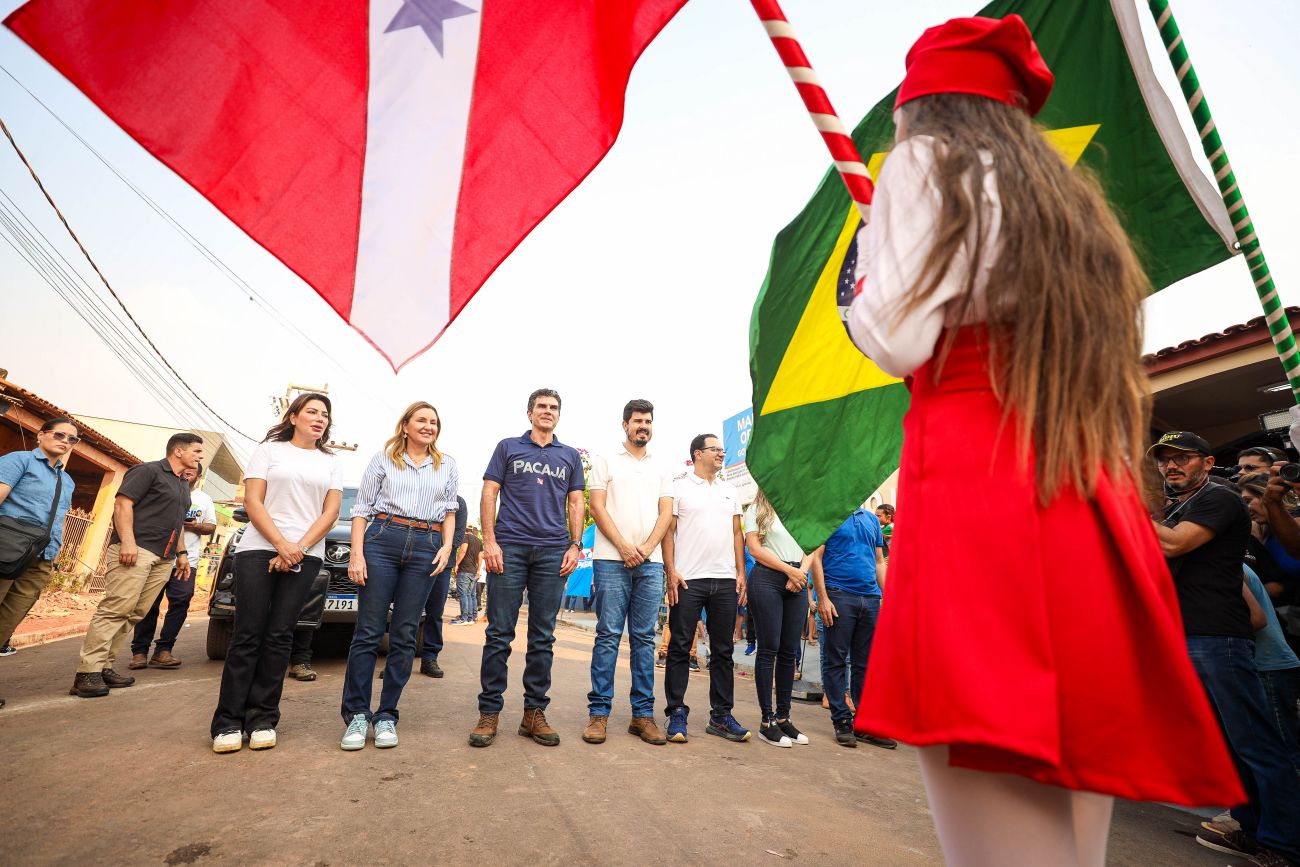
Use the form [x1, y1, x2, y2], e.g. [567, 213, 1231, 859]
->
[325, 594, 358, 612]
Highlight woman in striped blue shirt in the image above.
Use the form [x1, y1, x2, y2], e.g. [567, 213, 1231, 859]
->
[339, 401, 459, 750]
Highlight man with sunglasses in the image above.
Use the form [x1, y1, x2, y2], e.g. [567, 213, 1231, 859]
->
[0, 418, 79, 708]
[1150, 431, 1300, 865]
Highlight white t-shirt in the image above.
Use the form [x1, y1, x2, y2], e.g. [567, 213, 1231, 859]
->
[183, 490, 217, 560]
[589, 447, 674, 563]
[743, 504, 804, 564]
[670, 472, 742, 581]
[239, 440, 344, 559]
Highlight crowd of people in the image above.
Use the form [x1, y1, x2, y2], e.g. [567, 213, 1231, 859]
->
[5, 11, 1300, 866]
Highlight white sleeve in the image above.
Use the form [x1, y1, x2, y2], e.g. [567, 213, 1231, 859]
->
[200, 497, 217, 526]
[846, 136, 961, 379]
[743, 504, 759, 536]
[588, 455, 610, 492]
[328, 455, 344, 492]
[243, 443, 271, 481]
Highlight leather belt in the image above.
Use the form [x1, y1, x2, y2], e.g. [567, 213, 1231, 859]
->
[375, 513, 434, 531]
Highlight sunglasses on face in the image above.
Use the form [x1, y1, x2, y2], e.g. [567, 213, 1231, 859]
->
[46, 431, 80, 445]
[1154, 453, 1199, 468]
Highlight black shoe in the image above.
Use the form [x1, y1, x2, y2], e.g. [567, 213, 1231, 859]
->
[70, 672, 110, 698]
[776, 718, 810, 745]
[0, 696, 5, 709]
[855, 732, 898, 750]
[420, 658, 443, 678]
[688, 658, 700, 672]
[1195, 829, 1260, 857]
[100, 668, 135, 688]
[833, 718, 857, 747]
[757, 720, 792, 747]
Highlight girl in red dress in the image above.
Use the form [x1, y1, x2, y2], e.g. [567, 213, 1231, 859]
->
[845, 15, 1245, 866]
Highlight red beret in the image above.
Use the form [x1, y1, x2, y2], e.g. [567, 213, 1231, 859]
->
[895, 15, 1054, 117]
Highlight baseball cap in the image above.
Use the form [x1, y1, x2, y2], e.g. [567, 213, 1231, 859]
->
[1147, 431, 1212, 456]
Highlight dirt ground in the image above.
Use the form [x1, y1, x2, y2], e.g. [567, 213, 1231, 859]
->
[0, 609, 1225, 866]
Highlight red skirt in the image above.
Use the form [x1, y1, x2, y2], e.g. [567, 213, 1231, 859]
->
[855, 328, 1245, 806]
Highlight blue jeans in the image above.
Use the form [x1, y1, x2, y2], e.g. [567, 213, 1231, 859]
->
[1186, 636, 1300, 861]
[587, 559, 663, 718]
[747, 563, 804, 721]
[419, 566, 453, 662]
[1259, 667, 1300, 771]
[822, 589, 880, 724]
[456, 571, 478, 620]
[341, 521, 441, 723]
[477, 544, 567, 715]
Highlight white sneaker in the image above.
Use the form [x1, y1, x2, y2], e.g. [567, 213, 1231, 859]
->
[374, 719, 398, 748]
[249, 729, 277, 750]
[212, 731, 242, 753]
[341, 713, 369, 750]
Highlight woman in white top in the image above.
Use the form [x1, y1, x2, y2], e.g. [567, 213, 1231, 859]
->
[743, 490, 813, 748]
[339, 401, 458, 751]
[211, 393, 342, 753]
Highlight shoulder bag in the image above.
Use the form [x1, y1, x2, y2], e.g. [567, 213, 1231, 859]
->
[0, 466, 64, 579]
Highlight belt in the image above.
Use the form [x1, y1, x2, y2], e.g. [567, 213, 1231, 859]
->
[375, 513, 435, 531]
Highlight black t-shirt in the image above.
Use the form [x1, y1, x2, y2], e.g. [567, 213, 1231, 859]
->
[460, 533, 484, 575]
[1163, 484, 1252, 638]
[111, 459, 191, 558]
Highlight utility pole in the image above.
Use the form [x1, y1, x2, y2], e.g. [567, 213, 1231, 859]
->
[271, 382, 358, 452]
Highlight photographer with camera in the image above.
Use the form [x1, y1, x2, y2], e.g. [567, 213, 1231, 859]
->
[1150, 431, 1300, 864]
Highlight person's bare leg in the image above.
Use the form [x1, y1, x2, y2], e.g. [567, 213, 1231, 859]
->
[1070, 790, 1114, 867]
[917, 746, 1082, 867]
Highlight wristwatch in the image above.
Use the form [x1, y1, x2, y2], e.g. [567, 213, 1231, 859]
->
[568, 540, 582, 550]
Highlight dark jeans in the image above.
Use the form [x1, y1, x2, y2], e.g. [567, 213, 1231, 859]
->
[210, 551, 318, 736]
[477, 544, 566, 715]
[664, 577, 737, 718]
[822, 588, 880, 724]
[1187, 636, 1300, 861]
[419, 565, 453, 662]
[290, 626, 314, 666]
[341, 522, 441, 723]
[748, 563, 804, 721]
[1259, 667, 1300, 771]
[130, 563, 195, 655]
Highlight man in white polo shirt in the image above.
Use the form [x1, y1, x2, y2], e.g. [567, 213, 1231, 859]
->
[582, 399, 674, 747]
[662, 433, 748, 744]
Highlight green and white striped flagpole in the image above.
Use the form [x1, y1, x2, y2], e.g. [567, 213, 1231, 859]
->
[1148, 0, 1299, 404]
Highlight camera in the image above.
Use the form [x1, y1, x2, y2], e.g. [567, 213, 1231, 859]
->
[1281, 463, 1300, 485]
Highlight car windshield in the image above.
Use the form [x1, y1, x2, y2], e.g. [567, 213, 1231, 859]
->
[338, 486, 359, 521]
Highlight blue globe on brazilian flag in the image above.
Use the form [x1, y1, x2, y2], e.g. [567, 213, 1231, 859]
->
[749, 0, 1238, 551]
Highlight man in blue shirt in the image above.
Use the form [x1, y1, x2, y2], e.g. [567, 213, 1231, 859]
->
[471, 389, 586, 747]
[0, 418, 78, 708]
[812, 506, 895, 749]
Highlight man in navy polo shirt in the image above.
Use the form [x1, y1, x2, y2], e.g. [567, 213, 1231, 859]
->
[812, 506, 895, 750]
[470, 388, 586, 747]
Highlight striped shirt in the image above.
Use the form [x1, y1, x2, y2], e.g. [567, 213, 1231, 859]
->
[351, 450, 459, 523]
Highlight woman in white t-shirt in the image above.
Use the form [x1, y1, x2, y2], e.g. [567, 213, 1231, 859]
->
[339, 401, 458, 751]
[743, 490, 813, 749]
[211, 393, 343, 754]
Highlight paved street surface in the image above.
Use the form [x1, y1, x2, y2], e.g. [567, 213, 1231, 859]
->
[0, 612, 1224, 866]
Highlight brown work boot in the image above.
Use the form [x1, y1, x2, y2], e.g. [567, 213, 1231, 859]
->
[287, 663, 317, 681]
[582, 714, 608, 744]
[149, 650, 182, 669]
[128, 653, 148, 670]
[518, 708, 560, 746]
[628, 716, 668, 745]
[100, 668, 135, 688]
[69, 672, 110, 698]
[469, 713, 499, 747]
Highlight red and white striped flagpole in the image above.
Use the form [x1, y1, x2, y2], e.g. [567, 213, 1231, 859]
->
[750, 0, 874, 223]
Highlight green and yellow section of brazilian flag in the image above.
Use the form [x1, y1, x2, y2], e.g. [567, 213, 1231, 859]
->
[749, 0, 1239, 551]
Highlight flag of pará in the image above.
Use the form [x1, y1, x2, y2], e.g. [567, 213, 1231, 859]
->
[748, 0, 1239, 551]
[5, 0, 687, 370]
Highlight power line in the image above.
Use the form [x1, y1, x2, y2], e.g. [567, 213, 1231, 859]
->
[0, 114, 259, 443]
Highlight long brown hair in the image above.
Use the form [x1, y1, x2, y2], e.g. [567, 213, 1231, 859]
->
[264, 392, 335, 453]
[893, 93, 1150, 500]
[384, 401, 443, 470]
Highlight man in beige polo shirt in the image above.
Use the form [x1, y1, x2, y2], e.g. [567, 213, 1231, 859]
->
[70, 433, 202, 698]
[583, 399, 674, 745]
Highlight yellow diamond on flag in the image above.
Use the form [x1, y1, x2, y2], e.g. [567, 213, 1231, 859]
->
[759, 124, 1101, 417]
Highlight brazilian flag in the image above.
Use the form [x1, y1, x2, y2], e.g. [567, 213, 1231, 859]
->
[748, 0, 1238, 551]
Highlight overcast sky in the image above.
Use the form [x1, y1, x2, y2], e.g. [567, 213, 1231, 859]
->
[0, 0, 1295, 521]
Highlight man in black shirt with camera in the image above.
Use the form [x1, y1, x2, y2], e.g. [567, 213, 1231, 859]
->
[1150, 431, 1300, 865]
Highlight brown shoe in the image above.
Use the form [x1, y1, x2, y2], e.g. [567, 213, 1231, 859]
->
[148, 650, 182, 669]
[469, 713, 499, 747]
[128, 653, 148, 670]
[518, 708, 560, 746]
[100, 668, 135, 688]
[628, 716, 668, 745]
[582, 714, 608, 744]
[287, 663, 317, 681]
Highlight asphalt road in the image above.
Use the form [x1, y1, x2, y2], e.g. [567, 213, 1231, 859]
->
[0, 611, 1226, 866]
